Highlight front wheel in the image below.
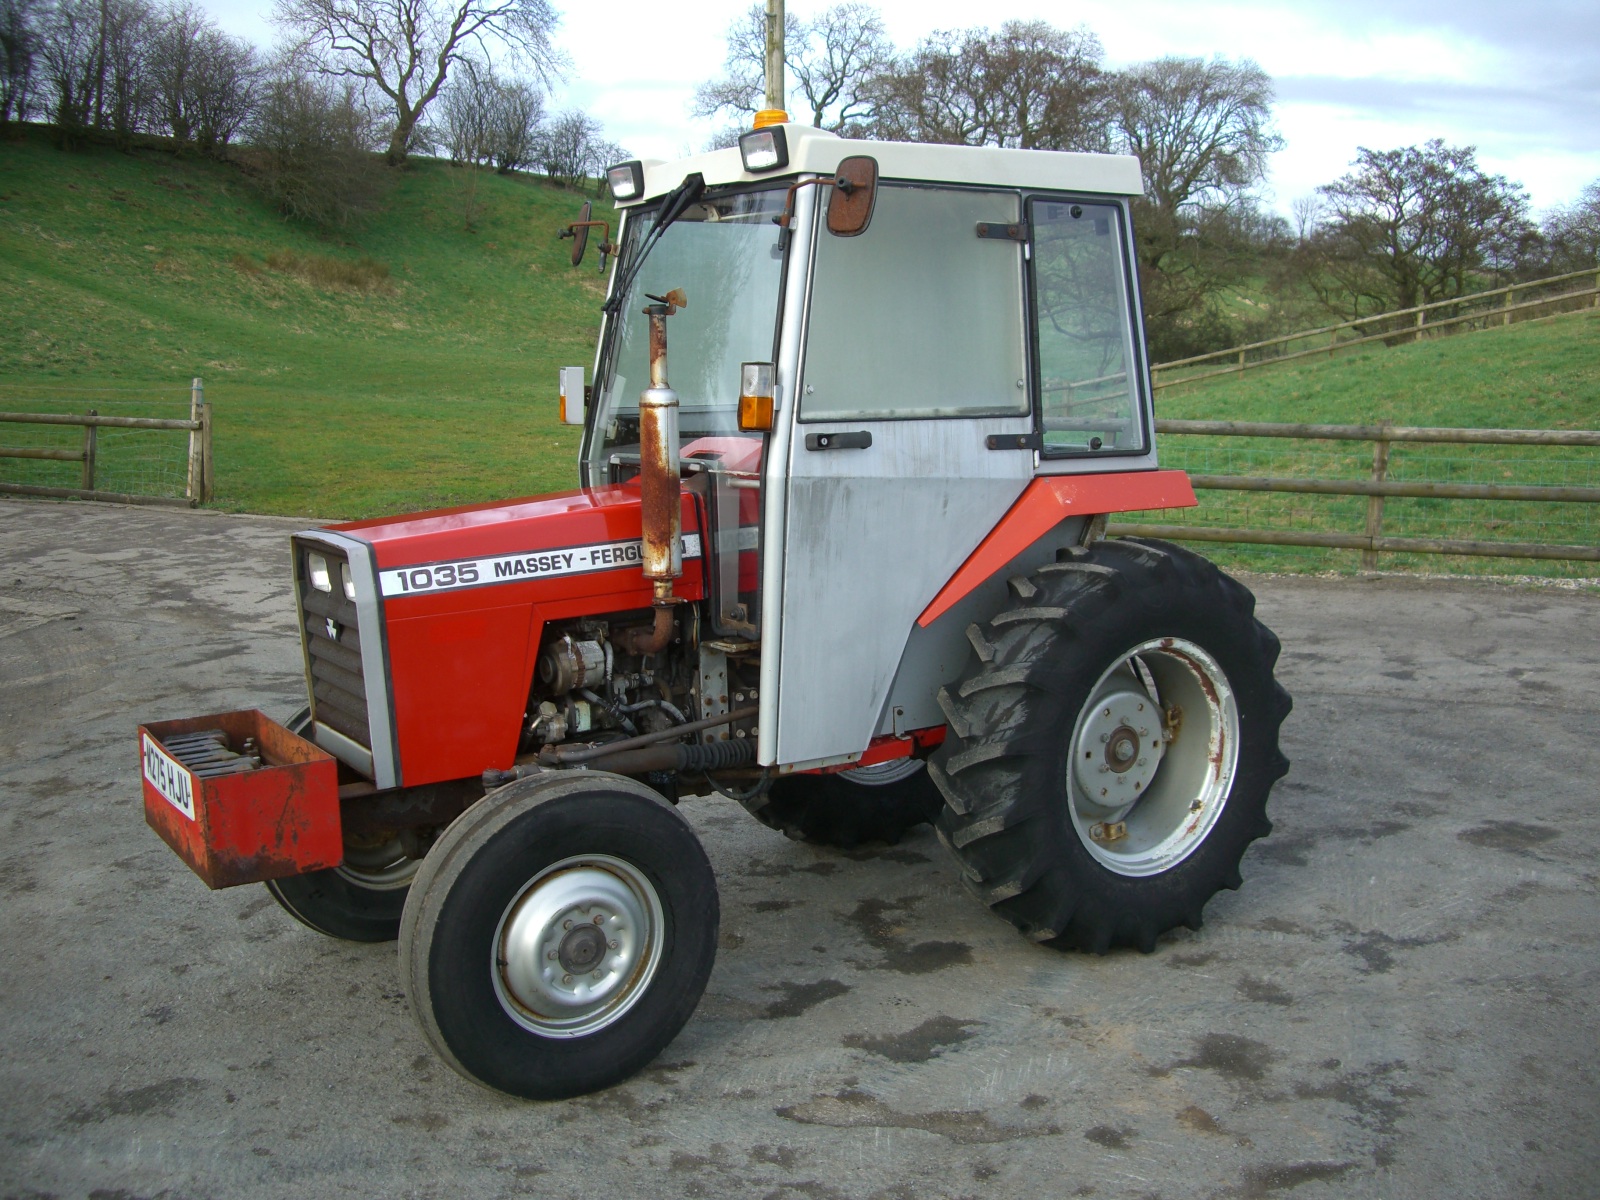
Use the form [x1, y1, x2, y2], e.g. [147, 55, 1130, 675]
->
[400, 772, 719, 1099]
[932, 538, 1291, 953]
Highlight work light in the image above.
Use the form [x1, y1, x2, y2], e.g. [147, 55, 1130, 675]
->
[739, 126, 789, 174]
[606, 160, 645, 202]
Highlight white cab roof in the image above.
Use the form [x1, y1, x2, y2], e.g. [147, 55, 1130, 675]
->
[626, 124, 1144, 205]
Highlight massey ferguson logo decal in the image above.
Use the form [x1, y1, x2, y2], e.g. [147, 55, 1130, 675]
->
[379, 533, 703, 598]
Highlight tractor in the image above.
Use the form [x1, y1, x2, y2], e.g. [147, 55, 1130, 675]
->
[137, 120, 1290, 1100]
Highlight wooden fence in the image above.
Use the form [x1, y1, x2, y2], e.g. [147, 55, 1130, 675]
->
[0, 378, 212, 507]
[1110, 420, 1600, 569]
[1152, 267, 1600, 391]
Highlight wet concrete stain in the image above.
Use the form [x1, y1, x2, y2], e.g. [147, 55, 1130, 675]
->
[1291, 1059, 1419, 1143]
[1458, 821, 1560, 855]
[843, 898, 973, 974]
[750, 1144, 801, 1169]
[742, 858, 840, 879]
[751, 899, 803, 913]
[1084, 1124, 1134, 1149]
[1233, 1160, 1358, 1198]
[842, 1015, 980, 1063]
[1151, 1034, 1280, 1083]
[1252, 833, 1315, 867]
[777, 1089, 1061, 1145]
[1340, 928, 1449, 975]
[392, 1112, 449, 1132]
[1167, 950, 1219, 968]
[760, 979, 851, 1019]
[1237, 976, 1293, 1006]
[840, 847, 932, 865]
[66, 1077, 204, 1124]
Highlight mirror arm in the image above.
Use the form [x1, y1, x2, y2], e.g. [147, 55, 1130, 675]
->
[772, 176, 838, 231]
[560, 219, 618, 261]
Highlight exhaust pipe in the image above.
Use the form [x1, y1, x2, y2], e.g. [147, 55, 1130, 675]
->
[621, 289, 687, 656]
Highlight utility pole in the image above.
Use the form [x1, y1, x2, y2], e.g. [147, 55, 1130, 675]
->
[764, 0, 785, 115]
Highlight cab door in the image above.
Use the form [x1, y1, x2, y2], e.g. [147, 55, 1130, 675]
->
[770, 183, 1036, 768]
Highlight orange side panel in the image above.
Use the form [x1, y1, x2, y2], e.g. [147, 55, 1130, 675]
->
[917, 470, 1197, 628]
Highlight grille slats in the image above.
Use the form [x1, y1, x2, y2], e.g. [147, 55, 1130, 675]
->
[298, 540, 372, 750]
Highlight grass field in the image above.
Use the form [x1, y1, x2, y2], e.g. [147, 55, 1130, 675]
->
[0, 126, 609, 516]
[2, 128, 1596, 577]
[1144, 309, 1600, 579]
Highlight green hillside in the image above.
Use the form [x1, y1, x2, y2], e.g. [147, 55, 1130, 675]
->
[0, 127, 610, 516]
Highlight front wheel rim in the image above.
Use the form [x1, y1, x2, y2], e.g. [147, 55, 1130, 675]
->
[1065, 638, 1239, 877]
[492, 854, 666, 1039]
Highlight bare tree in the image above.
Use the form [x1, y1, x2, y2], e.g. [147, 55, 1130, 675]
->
[693, 2, 890, 133]
[38, 0, 154, 146]
[146, 0, 256, 152]
[1111, 57, 1281, 219]
[1103, 56, 1282, 358]
[1542, 179, 1600, 273]
[487, 74, 538, 172]
[1312, 140, 1533, 315]
[273, 0, 563, 166]
[247, 60, 382, 225]
[870, 20, 1106, 150]
[1, 0, 39, 129]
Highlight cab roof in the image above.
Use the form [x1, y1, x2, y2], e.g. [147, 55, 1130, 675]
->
[623, 123, 1145, 206]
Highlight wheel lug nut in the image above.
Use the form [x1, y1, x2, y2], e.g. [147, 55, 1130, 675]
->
[563, 920, 573, 930]
[608, 939, 619, 949]
[593, 914, 605, 925]
[562, 974, 572, 984]
[592, 971, 603, 980]
[546, 950, 557, 960]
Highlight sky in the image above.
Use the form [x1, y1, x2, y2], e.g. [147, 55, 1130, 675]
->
[200, 0, 1599, 217]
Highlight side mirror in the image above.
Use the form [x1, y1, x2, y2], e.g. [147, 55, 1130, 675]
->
[826, 156, 878, 237]
[559, 366, 586, 426]
[568, 200, 591, 266]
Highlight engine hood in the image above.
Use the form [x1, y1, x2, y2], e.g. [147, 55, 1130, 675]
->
[324, 484, 704, 607]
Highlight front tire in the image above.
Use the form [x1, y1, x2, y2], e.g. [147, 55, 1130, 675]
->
[400, 772, 719, 1099]
[933, 538, 1291, 953]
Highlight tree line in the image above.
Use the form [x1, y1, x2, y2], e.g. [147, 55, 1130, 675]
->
[0, 0, 621, 227]
[698, 4, 1600, 359]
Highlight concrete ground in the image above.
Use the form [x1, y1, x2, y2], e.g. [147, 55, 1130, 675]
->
[1, 497, 1597, 1200]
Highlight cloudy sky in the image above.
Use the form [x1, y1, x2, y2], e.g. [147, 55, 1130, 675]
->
[200, 0, 1598, 215]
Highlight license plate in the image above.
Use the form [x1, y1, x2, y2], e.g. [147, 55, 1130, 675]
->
[142, 733, 196, 821]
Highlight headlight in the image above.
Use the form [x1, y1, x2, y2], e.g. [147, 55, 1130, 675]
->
[340, 562, 356, 602]
[307, 552, 331, 592]
[607, 160, 644, 202]
[739, 126, 789, 174]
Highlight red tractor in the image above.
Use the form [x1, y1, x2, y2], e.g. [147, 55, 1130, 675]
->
[138, 123, 1290, 1100]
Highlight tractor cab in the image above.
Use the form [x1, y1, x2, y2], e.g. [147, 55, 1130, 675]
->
[574, 124, 1169, 771]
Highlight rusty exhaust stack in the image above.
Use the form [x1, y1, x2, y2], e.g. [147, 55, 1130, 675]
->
[619, 289, 687, 656]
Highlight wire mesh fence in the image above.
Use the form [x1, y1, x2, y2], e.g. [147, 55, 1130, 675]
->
[0, 385, 205, 504]
[1114, 425, 1600, 580]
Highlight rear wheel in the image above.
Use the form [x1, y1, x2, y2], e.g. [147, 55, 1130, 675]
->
[400, 771, 719, 1099]
[933, 538, 1291, 953]
[744, 759, 942, 848]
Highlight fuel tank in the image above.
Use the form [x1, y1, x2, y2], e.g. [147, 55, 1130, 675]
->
[294, 484, 705, 790]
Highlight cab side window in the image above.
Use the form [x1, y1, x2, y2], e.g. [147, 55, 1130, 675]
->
[1030, 198, 1147, 455]
[801, 184, 1028, 421]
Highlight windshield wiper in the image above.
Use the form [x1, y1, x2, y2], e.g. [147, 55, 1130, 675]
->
[602, 172, 706, 317]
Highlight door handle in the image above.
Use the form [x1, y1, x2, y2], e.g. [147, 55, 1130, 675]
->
[804, 431, 872, 451]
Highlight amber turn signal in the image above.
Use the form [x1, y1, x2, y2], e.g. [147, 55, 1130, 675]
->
[738, 362, 776, 431]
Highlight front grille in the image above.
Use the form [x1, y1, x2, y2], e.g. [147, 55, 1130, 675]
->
[296, 542, 371, 750]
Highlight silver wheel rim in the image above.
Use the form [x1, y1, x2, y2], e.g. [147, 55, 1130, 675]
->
[492, 854, 665, 1039]
[1066, 638, 1239, 877]
[840, 758, 925, 786]
[336, 833, 418, 890]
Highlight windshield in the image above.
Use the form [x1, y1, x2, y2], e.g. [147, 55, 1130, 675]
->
[587, 187, 787, 477]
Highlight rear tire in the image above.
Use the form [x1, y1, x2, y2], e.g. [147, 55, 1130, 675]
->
[400, 771, 718, 1099]
[933, 538, 1291, 953]
[744, 760, 942, 848]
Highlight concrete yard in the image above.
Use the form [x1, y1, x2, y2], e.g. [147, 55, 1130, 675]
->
[1, 497, 1597, 1200]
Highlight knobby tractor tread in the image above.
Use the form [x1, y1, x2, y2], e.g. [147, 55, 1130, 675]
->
[743, 768, 943, 848]
[932, 537, 1291, 954]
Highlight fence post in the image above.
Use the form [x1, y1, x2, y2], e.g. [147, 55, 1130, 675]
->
[186, 377, 204, 504]
[81, 409, 97, 492]
[1503, 284, 1515, 327]
[201, 387, 213, 502]
[1361, 421, 1393, 572]
[1415, 305, 1425, 343]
